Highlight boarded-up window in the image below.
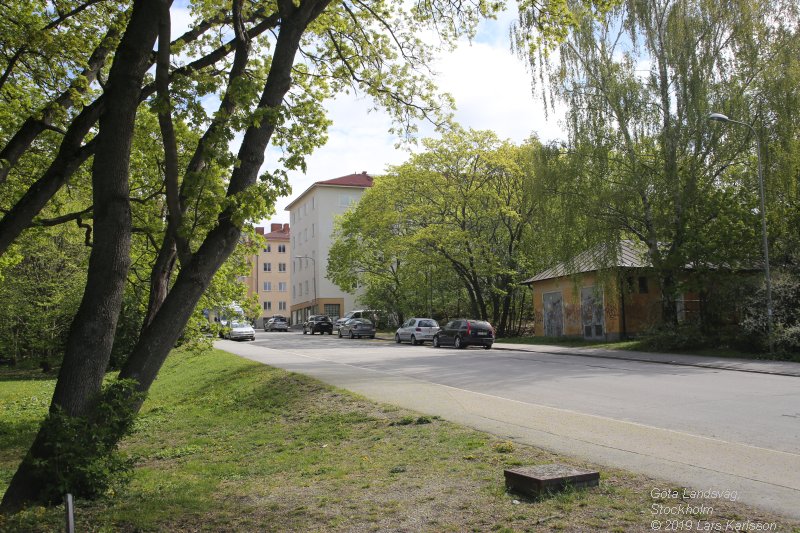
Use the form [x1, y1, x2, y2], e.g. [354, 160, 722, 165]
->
[581, 287, 604, 339]
[543, 292, 564, 337]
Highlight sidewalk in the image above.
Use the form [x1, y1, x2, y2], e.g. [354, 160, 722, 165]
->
[490, 341, 800, 377]
[373, 332, 800, 377]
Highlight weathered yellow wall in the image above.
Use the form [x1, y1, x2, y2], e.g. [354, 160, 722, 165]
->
[530, 271, 665, 339]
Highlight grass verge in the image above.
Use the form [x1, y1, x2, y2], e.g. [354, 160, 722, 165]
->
[1, 349, 798, 532]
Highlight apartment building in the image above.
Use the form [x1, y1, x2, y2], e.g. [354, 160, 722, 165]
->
[286, 172, 373, 324]
[246, 223, 291, 328]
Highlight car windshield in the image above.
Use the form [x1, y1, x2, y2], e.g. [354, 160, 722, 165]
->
[318, 316, 330, 321]
[231, 322, 248, 328]
[469, 320, 492, 328]
[419, 320, 438, 327]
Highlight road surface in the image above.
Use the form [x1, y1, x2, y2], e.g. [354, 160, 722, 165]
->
[217, 331, 800, 519]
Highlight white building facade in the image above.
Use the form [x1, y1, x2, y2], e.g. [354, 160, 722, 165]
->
[286, 172, 373, 324]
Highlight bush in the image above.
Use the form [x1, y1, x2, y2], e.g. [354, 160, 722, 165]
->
[740, 259, 800, 358]
[26, 380, 144, 504]
[639, 324, 710, 352]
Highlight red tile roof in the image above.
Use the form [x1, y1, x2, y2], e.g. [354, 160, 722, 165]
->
[285, 172, 373, 210]
[317, 172, 373, 188]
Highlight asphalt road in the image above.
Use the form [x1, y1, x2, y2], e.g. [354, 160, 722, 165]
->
[218, 331, 800, 519]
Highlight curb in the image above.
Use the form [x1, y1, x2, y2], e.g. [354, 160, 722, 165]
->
[490, 345, 800, 378]
[373, 334, 800, 378]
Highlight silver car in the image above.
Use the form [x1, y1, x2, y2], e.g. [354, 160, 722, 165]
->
[225, 321, 255, 341]
[395, 318, 439, 345]
[264, 316, 289, 332]
[338, 318, 376, 339]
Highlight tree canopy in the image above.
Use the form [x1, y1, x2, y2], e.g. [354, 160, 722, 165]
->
[0, 0, 504, 511]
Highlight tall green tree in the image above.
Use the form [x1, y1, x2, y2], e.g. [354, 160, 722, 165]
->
[513, 0, 799, 327]
[329, 129, 567, 336]
[0, 0, 504, 511]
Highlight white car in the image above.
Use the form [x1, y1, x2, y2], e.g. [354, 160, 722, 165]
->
[225, 321, 255, 341]
[395, 318, 440, 345]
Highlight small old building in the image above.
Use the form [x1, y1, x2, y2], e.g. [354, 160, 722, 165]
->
[523, 241, 697, 340]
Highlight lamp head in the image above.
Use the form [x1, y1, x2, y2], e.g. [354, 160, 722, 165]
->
[707, 112, 730, 123]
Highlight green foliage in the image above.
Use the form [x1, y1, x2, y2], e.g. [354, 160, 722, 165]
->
[511, 0, 800, 333]
[741, 256, 800, 358]
[26, 379, 144, 504]
[0, 229, 87, 363]
[328, 129, 572, 334]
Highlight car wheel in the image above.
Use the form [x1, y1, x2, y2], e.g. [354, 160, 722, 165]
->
[350, 331, 355, 339]
[369, 335, 375, 339]
[433, 336, 440, 348]
[303, 329, 307, 335]
[395, 334, 401, 344]
[484, 344, 492, 350]
[338, 330, 343, 338]
[454, 336, 463, 349]
[411, 335, 418, 346]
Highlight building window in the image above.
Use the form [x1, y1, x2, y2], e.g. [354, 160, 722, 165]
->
[278, 244, 286, 253]
[304, 280, 309, 295]
[324, 303, 340, 318]
[638, 276, 649, 294]
[264, 244, 271, 253]
[304, 228, 308, 242]
[278, 262, 286, 272]
[263, 281, 271, 292]
[264, 301, 271, 311]
[263, 262, 271, 272]
[278, 282, 287, 292]
[279, 301, 287, 311]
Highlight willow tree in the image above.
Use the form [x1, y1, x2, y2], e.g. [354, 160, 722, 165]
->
[0, 0, 503, 511]
[513, 0, 799, 326]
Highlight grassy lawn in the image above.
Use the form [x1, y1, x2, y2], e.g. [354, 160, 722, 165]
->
[2, 349, 798, 532]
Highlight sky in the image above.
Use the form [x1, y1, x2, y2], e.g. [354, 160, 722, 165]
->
[172, 6, 568, 226]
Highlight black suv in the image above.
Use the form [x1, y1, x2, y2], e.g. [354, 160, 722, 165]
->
[303, 315, 333, 335]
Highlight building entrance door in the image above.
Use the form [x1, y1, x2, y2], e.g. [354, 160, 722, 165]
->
[581, 287, 605, 339]
[543, 292, 564, 337]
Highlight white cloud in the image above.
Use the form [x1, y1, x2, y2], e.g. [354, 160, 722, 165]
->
[263, 17, 567, 225]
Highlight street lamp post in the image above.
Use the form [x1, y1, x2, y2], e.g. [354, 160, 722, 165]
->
[295, 255, 317, 317]
[707, 112, 773, 353]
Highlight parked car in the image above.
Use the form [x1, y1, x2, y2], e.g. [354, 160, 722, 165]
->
[433, 319, 494, 349]
[225, 320, 255, 341]
[338, 318, 376, 339]
[264, 316, 289, 332]
[334, 309, 380, 332]
[303, 315, 333, 335]
[395, 318, 440, 345]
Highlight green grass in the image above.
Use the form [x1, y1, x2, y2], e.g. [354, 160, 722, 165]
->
[2, 349, 798, 532]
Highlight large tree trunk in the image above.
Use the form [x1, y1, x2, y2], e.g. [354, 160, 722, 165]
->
[0, 0, 162, 512]
[120, 0, 331, 399]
